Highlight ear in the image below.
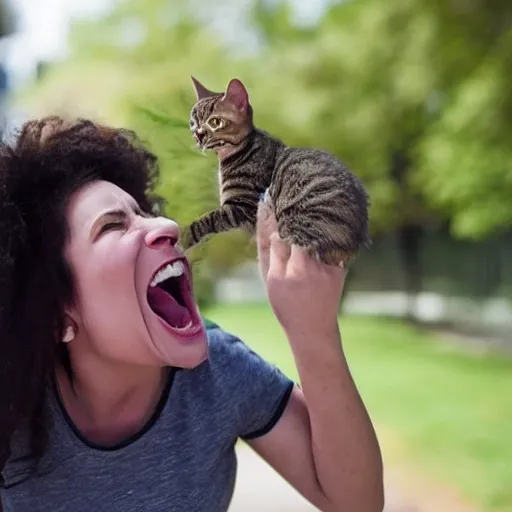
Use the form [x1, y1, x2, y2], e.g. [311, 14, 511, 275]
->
[223, 79, 249, 111]
[191, 76, 216, 100]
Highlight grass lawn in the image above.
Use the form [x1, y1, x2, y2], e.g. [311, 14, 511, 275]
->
[204, 302, 512, 512]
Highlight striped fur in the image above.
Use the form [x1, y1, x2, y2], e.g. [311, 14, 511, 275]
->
[184, 78, 371, 266]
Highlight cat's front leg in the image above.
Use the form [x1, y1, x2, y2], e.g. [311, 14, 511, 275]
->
[182, 203, 256, 249]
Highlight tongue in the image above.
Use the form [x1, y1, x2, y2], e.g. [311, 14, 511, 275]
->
[147, 285, 192, 329]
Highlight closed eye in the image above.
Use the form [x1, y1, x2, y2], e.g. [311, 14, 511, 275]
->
[98, 210, 152, 235]
[92, 206, 151, 241]
[99, 221, 125, 234]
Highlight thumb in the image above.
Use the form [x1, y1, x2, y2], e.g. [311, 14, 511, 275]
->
[256, 201, 277, 278]
[269, 233, 291, 275]
[256, 200, 277, 249]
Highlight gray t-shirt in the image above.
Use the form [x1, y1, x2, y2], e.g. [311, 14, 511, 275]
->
[1, 322, 294, 511]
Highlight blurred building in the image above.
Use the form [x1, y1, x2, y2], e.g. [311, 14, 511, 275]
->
[216, 228, 512, 348]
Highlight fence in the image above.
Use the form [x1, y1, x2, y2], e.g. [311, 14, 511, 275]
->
[215, 227, 512, 345]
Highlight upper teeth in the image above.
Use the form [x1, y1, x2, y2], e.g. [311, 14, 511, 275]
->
[150, 260, 185, 287]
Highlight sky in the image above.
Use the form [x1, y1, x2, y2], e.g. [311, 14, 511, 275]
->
[2, 0, 329, 89]
[3, 0, 115, 87]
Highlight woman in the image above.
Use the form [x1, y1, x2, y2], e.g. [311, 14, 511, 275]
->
[0, 117, 383, 511]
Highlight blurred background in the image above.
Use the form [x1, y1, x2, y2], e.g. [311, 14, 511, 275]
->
[0, 0, 510, 510]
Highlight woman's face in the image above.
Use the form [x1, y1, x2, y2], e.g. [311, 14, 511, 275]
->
[64, 180, 208, 369]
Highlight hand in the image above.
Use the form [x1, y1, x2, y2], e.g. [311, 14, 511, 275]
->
[256, 202, 347, 341]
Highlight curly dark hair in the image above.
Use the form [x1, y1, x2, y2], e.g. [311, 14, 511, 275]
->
[0, 116, 164, 476]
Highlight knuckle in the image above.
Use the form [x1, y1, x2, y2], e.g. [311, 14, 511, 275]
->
[285, 273, 303, 288]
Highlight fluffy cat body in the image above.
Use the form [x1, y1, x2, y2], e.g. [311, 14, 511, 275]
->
[184, 77, 371, 266]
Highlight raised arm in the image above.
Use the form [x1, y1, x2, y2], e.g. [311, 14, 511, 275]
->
[249, 202, 384, 512]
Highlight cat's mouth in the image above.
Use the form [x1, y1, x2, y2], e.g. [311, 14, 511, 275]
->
[193, 130, 206, 146]
[203, 140, 227, 151]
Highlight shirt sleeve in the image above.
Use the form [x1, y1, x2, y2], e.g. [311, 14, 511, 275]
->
[205, 320, 295, 441]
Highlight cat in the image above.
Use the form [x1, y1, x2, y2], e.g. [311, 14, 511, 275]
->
[183, 76, 371, 266]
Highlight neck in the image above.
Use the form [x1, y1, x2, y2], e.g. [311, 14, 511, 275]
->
[55, 352, 169, 447]
[217, 128, 283, 164]
[215, 134, 252, 161]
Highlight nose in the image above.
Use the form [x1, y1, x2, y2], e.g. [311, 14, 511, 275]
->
[144, 217, 180, 248]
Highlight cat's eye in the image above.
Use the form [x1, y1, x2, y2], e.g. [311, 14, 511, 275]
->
[207, 117, 224, 130]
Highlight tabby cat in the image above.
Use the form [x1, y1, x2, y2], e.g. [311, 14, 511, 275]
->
[183, 76, 371, 266]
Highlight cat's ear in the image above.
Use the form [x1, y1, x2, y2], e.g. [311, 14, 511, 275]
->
[223, 79, 249, 111]
[191, 76, 216, 100]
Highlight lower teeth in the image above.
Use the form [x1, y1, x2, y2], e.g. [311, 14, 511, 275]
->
[177, 320, 193, 330]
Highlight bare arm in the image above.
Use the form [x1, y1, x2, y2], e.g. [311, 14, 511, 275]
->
[250, 202, 384, 511]
[249, 337, 383, 511]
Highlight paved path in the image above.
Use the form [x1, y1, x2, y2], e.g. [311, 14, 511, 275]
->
[229, 446, 412, 511]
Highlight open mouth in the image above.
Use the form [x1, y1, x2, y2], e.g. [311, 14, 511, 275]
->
[193, 131, 205, 145]
[146, 259, 200, 334]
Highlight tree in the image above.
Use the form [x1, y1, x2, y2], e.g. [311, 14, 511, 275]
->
[18, 0, 512, 307]
[416, 14, 512, 239]
[19, 0, 258, 304]
[0, 0, 14, 39]
[247, 0, 512, 312]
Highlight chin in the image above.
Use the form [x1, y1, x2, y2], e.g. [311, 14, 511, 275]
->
[145, 312, 208, 370]
[159, 326, 209, 369]
[176, 344, 209, 369]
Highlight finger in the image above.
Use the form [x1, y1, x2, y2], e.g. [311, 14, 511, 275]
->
[289, 244, 346, 280]
[256, 201, 277, 278]
[289, 244, 311, 267]
[269, 232, 291, 275]
[256, 200, 277, 249]
[288, 244, 327, 278]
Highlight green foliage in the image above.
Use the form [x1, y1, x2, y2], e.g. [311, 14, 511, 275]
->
[416, 27, 512, 239]
[18, 0, 258, 304]
[0, 0, 15, 38]
[17, 0, 512, 301]
[248, 0, 512, 237]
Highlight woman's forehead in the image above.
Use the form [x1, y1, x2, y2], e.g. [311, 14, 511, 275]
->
[67, 181, 137, 227]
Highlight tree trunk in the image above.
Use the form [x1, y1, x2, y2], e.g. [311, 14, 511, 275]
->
[397, 224, 423, 320]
